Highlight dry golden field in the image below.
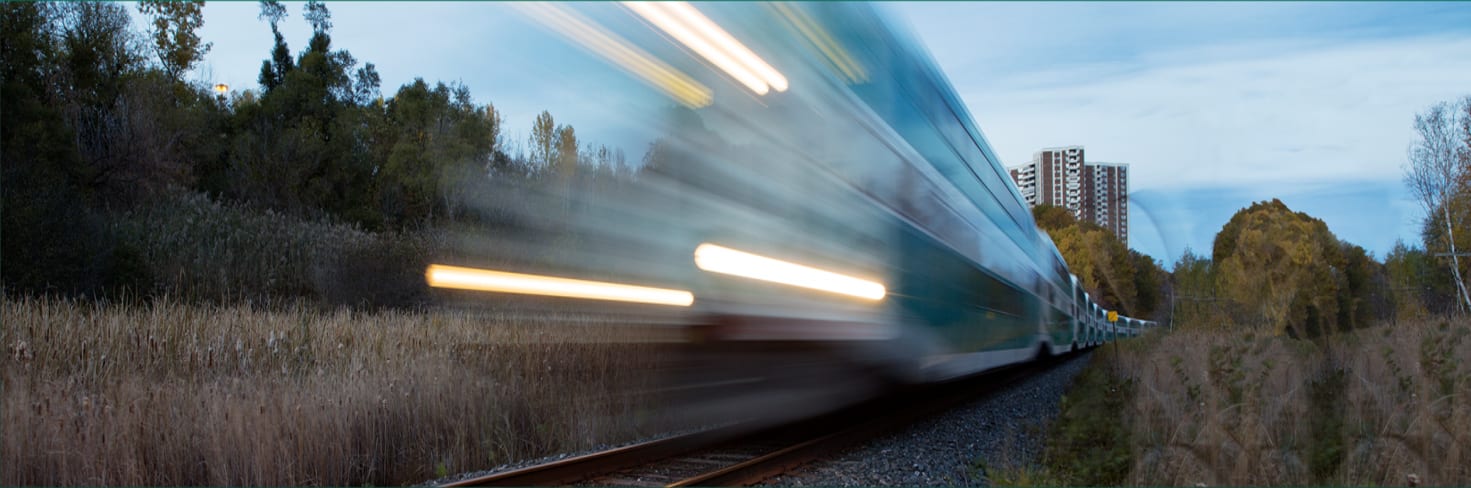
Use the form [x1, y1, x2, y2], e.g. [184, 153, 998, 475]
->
[996, 318, 1470, 487]
[2, 296, 673, 486]
[1106, 318, 1471, 486]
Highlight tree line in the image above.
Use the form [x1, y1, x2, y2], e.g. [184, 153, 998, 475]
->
[6, 2, 1465, 324]
[1040, 95, 1469, 338]
[1166, 96, 1470, 337]
[1169, 199, 1394, 338]
[1, 1, 646, 301]
[1031, 204, 1167, 321]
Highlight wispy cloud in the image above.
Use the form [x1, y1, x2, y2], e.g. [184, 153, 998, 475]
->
[955, 34, 1471, 190]
[971, 34, 1471, 260]
[892, 2, 1471, 259]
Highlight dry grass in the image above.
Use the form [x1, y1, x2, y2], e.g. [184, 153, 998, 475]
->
[1114, 318, 1471, 486]
[2, 296, 675, 486]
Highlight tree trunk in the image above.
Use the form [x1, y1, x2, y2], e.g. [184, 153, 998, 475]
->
[1442, 203, 1471, 313]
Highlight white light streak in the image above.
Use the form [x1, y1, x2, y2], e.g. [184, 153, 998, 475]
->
[426, 264, 694, 307]
[624, 2, 787, 95]
[662, 2, 787, 92]
[693, 243, 885, 301]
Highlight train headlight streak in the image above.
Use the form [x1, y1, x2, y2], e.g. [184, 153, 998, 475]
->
[425, 264, 694, 307]
[693, 244, 886, 301]
[623, 2, 787, 95]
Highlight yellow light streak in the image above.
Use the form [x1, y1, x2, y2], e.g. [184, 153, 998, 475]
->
[426, 264, 694, 307]
[770, 3, 867, 84]
[624, 2, 778, 96]
[516, 3, 711, 108]
[693, 243, 885, 301]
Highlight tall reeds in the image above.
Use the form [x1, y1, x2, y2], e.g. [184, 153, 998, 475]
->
[2, 296, 668, 485]
[1114, 318, 1471, 485]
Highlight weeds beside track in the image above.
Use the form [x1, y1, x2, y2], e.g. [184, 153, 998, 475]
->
[992, 318, 1471, 486]
[2, 296, 674, 486]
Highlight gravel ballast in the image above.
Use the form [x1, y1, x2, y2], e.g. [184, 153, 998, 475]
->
[762, 352, 1094, 486]
[432, 352, 1093, 487]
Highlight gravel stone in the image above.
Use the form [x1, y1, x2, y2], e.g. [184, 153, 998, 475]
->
[762, 352, 1093, 486]
[431, 353, 1092, 487]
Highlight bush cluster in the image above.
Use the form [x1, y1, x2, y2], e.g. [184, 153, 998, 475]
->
[107, 192, 439, 308]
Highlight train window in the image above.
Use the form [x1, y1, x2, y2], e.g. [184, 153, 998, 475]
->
[846, 64, 1036, 260]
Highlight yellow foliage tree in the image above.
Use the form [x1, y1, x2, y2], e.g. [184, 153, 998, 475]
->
[1033, 204, 1155, 317]
[1212, 199, 1344, 337]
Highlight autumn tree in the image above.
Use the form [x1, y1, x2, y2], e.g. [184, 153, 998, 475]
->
[1170, 249, 1218, 329]
[554, 124, 580, 181]
[1032, 204, 1078, 232]
[530, 110, 557, 171]
[137, 0, 210, 81]
[1130, 250, 1164, 320]
[1212, 199, 1346, 337]
[1383, 239, 1461, 319]
[1337, 241, 1392, 329]
[1032, 204, 1162, 318]
[1404, 96, 1471, 313]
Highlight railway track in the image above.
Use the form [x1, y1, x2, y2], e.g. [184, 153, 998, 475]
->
[443, 351, 1079, 487]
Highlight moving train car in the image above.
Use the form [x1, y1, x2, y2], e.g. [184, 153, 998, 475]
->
[636, 3, 1152, 382]
[640, 3, 1113, 383]
[430, 3, 1151, 389]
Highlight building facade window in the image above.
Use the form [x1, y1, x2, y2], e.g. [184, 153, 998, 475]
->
[1007, 147, 1129, 245]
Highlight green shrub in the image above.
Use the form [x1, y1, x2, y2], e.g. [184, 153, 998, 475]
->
[1042, 353, 1136, 486]
[1307, 367, 1347, 483]
[0, 181, 145, 299]
[107, 192, 436, 307]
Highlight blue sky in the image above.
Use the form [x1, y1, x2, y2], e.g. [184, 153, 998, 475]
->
[888, 2, 1471, 265]
[189, 2, 1471, 267]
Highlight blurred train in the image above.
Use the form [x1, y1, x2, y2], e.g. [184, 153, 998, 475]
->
[426, 2, 1156, 394]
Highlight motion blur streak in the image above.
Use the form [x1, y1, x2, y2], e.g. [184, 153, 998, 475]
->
[693, 244, 886, 301]
[516, 2, 712, 108]
[661, 2, 788, 92]
[769, 3, 867, 84]
[425, 264, 695, 306]
[623, 2, 778, 95]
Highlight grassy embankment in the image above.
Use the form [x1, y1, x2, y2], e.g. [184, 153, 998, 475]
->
[2, 296, 673, 486]
[989, 317, 1471, 486]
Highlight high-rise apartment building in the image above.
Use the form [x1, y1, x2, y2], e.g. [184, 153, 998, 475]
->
[1007, 146, 1129, 245]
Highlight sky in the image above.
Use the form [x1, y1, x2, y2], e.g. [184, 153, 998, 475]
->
[188, 2, 1471, 267]
[887, 2, 1471, 265]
